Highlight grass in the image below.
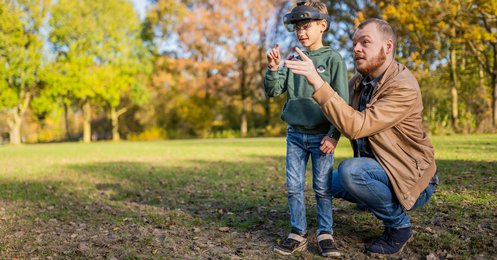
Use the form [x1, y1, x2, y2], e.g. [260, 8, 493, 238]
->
[0, 135, 496, 259]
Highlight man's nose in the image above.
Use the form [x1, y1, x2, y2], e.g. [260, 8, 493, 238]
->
[353, 44, 362, 54]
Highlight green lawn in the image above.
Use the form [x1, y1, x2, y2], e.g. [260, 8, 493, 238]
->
[0, 135, 496, 259]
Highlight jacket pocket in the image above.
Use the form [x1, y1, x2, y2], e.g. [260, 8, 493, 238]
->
[396, 143, 429, 177]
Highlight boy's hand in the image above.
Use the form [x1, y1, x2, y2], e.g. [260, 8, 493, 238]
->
[320, 136, 337, 154]
[267, 44, 281, 71]
[284, 47, 325, 91]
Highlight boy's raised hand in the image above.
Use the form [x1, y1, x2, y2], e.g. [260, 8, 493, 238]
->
[285, 47, 325, 91]
[267, 44, 281, 71]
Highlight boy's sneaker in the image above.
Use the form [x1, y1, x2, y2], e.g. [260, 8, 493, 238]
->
[273, 231, 308, 256]
[366, 226, 413, 256]
[317, 231, 340, 257]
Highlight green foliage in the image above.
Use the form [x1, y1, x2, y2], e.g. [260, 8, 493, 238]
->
[48, 0, 150, 106]
[0, 0, 49, 144]
[44, 0, 152, 141]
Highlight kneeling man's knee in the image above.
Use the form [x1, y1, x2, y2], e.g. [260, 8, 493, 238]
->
[338, 158, 365, 190]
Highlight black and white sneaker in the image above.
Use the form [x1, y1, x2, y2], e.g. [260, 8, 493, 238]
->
[273, 231, 308, 256]
[317, 231, 340, 257]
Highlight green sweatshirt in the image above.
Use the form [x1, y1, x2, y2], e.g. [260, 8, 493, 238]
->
[264, 46, 349, 139]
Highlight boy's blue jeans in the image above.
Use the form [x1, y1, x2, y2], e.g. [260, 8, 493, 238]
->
[285, 126, 334, 235]
[332, 157, 436, 228]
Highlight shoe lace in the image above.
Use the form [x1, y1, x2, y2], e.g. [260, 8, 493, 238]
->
[379, 227, 394, 245]
[320, 239, 333, 248]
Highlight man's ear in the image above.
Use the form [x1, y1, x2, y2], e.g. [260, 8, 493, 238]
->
[385, 39, 394, 55]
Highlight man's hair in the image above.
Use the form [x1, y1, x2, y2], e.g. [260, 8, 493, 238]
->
[358, 18, 396, 50]
[300, 0, 328, 15]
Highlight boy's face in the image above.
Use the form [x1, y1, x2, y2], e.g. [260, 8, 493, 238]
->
[294, 19, 326, 50]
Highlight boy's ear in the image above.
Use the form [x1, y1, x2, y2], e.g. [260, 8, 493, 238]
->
[319, 19, 327, 33]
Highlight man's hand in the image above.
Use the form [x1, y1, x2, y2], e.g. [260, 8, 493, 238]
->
[284, 47, 325, 91]
[266, 44, 281, 71]
[320, 136, 338, 154]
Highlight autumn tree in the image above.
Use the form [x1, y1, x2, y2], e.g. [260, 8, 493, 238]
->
[48, 0, 149, 142]
[462, 0, 497, 128]
[0, 0, 49, 145]
[171, 0, 287, 137]
[376, 0, 496, 131]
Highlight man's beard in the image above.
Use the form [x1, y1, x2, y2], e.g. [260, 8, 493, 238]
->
[356, 46, 387, 76]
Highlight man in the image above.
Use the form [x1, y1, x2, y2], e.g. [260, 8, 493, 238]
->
[284, 18, 438, 256]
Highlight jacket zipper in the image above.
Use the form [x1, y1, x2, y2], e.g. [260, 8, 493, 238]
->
[397, 144, 422, 177]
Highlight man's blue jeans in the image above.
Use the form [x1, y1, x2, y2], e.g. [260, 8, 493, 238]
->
[332, 157, 435, 228]
[286, 126, 334, 235]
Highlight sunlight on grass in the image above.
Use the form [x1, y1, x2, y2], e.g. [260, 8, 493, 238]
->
[0, 135, 495, 258]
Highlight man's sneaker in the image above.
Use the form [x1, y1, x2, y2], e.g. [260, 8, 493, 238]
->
[366, 226, 413, 256]
[317, 231, 340, 257]
[273, 231, 308, 256]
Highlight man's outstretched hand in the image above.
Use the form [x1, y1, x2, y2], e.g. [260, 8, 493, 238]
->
[284, 47, 325, 91]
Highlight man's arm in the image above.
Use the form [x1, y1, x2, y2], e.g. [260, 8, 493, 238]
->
[285, 47, 417, 140]
[313, 83, 417, 139]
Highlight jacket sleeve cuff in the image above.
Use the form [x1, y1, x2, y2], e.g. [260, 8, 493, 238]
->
[265, 69, 279, 81]
[313, 82, 337, 106]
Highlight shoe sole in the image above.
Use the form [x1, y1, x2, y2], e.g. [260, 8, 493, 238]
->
[273, 241, 308, 256]
[321, 251, 341, 257]
[367, 234, 414, 257]
[319, 244, 341, 257]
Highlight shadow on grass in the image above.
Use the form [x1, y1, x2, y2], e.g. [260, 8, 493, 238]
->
[0, 157, 495, 258]
[64, 158, 291, 233]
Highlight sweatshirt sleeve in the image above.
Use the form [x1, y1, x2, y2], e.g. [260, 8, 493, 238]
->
[264, 67, 288, 97]
[326, 55, 349, 140]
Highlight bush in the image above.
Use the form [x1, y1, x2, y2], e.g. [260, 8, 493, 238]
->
[127, 127, 166, 141]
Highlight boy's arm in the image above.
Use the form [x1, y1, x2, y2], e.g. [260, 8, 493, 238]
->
[264, 67, 288, 97]
[326, 55, 349, 141]
[264, 43, 288, 97]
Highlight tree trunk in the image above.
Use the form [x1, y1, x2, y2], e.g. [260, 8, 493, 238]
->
[63, 102, 70, 140]
[7, 92, 31, 145]
[449, 48, 460, 131]
[110, 107, 127, 142]
[492, 75, 497, 128]
[8, 115, 22, 145]
[241, 99, 247, 137]
[240, 57, 248, 137]
[82, 101, 91, 143]
[111, 107, 120, 141]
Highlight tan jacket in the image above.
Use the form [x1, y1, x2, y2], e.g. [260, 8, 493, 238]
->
[312, 61, 436, 210]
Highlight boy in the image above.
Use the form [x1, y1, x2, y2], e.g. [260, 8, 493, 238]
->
[264, 0, 348, 257]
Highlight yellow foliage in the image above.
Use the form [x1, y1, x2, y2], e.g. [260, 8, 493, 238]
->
[127, 127, 166, 141]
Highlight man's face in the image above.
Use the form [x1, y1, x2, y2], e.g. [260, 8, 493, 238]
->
[352, 23, 387, 76]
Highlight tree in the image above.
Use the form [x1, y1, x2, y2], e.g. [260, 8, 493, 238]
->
[49, 0, 150, 142]
[173, 0, 286, 137]
[376, 0, 467, 131]
[462, 0, 497, 128]
[377, 0, 497, 130]
[0, 0, 49, 145]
